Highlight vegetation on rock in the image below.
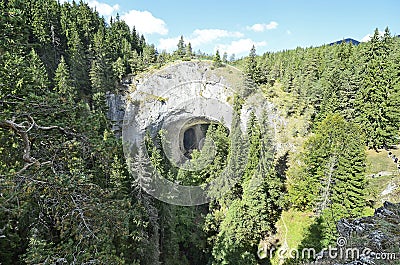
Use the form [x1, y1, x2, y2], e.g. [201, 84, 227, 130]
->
[0, 0, 399, 264]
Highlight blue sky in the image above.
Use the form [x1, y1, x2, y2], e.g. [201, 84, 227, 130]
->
[83, 0, 400, 57]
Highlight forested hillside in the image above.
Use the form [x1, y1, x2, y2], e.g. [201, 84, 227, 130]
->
[1, 0, 399, 264]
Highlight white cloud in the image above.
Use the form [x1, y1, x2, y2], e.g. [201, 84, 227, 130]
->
[158, 29, 244, 52]
[247, 21, 278, 32]
[361, 30, 384, 42]
[360, 34, 371, 42]
[286, 30, 292, 35]
[122, 10, 168, 35]
[190, 29, 243, 47]
[158, 36, 181, 51]
[87, 0, 119, 16]
[215, 39, 267, 56]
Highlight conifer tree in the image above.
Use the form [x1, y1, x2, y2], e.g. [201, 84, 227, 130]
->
[54, 55, 76, 101]
[185, 42, 193, 60]
[175, 35, 186, 59]
[316, 42, 358, 122]
[66, 22, 90, 96]
[131, 26, 141, 53]
[222, 51, 228, 63]
[245, 45, 262, 83]
[213, 49, 222, 67]
[26, 49, 49, 97]
[211, 112, 284, 264]
[112, 57, 125, 81]
[288, 114, 367, 245]
[142, 44, 157, 65]
[355, 28, 400, 148]
[129, 49, 144, 74]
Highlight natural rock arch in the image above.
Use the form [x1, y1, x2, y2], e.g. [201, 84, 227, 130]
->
[121, 61, 278, 205]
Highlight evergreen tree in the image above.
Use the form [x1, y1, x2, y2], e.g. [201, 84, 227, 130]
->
[0, 2, 158, 263]
[54, 55, 76, 101]
[213, 49, 222, 67]
[156, 50, 169, 68]
[131, 26, 141, 53]
[66, 22, 90, 96]
[112, 57, 125, 81]
[355, 28, 400, 148]
[26, 48, 49, 97]
[245, 45, 261, 83]
[30, 0, 64, 78]
[315, 42, 359, 122]
[142, 44, 157, 65]
[2, 1, 399, 263]
[185, 42, 193, 60]
[288, 114, 367, 245]
[129, 49, 144, 74]
[175, 35, 186, 59]
[211, 112, 284, 264]
[222, 51, 228, 63]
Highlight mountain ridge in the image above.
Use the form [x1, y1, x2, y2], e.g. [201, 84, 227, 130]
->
[329, 38, 360, 46]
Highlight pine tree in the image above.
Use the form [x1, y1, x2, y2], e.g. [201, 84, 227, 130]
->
[222, 51, 228, 63]
[54, 55, 76, 101]
[245, 45, 261, 83]
[129, 49, 144, 74]
[175, 35, 185, 59]
[316, 42, 358, 122]
[1, 2, 159, 263]
[248, 45, 257, 65]
[288, 114, 367, 245]
[142, 44, 157, 65]
[112, 57, 125, 82]
[211, 112, 284, 264]
[355, 28, 400, 148]
[213, 49, 222, 67]
[185, 42, 193, 60]
[66, 22, 90, 96]
[25, 49, 49, 97]
[90, 29, 116, 112]
[131, 26, 141, 53]
[30, 0, 64, 77]
[156, 50, 169, 68]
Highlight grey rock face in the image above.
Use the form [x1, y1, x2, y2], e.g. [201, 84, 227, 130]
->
[122, 61, 275, 166]
[106, 92, 126, 137]
[326, 202, 400, 265]
[120, 61, 281, 205]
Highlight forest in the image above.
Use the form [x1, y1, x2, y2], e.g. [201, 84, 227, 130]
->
[1, 0, 400, 264]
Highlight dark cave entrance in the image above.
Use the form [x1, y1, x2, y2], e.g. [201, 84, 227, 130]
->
[182, 124, 210, 158]
[183, 128, 196, 151]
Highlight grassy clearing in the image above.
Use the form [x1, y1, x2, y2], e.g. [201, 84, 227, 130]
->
[268, 147, 400, 264]
[366, 146, 400, 174]
[365, 146, 400, 206]
[270, 209, 315, 265]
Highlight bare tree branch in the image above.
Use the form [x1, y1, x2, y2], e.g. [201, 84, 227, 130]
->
[0, 114, 83, 173]
[0, 118, 36, 163]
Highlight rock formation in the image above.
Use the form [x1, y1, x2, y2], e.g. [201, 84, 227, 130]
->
[318, 202, 400, 265]
[118, 61, 278, 205]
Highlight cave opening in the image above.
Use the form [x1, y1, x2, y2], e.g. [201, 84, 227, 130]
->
[183, 128, 196, 151]
[182, 124, 210, 158]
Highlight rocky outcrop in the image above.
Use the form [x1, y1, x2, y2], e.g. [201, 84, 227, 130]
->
[319, 202, 400, 265]
[122, 61, 278, 165]
[106, 92, 125, 137]
[119, 61, 283, 206]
